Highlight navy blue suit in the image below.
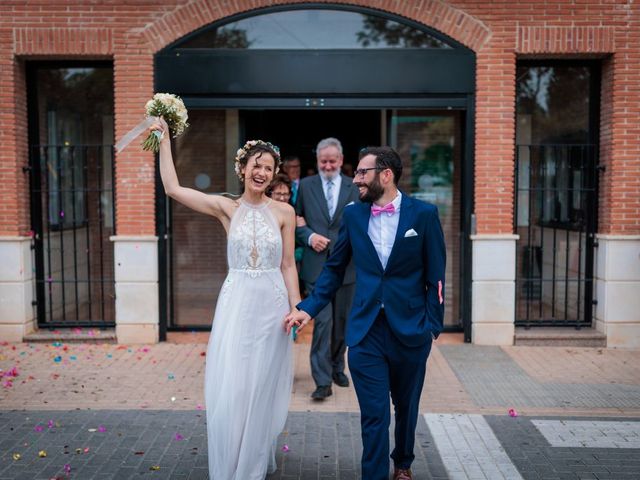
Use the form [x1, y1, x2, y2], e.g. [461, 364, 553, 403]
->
[298, 193, 446, 478]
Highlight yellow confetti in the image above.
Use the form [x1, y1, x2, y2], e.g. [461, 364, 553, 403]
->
[12, 453, 21, 461]
[149, 465, 160, 471]
[38, 450, 47, 458]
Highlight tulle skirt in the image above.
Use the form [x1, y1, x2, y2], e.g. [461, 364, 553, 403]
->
[205, 269, 293, 480]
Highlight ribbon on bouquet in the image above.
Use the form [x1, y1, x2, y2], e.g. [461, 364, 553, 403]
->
[114, 116, 163, 153]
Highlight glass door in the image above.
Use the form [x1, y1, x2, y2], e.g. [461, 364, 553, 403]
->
[388, 110, 463, 328]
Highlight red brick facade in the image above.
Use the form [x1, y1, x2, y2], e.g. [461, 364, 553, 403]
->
[1, 0, 638, 237]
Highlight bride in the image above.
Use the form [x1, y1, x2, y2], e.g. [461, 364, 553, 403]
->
[151, 119, 300, 479]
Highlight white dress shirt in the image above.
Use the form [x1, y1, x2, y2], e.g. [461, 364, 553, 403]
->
[368, 192, 402, 269]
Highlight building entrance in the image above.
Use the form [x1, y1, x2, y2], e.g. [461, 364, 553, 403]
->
[164, 108, 464, 331]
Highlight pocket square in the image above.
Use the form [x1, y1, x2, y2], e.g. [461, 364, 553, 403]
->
[346, 201, 355, 206]
[404, 228, 418, 238]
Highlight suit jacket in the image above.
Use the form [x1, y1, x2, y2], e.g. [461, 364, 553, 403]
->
[298, 194, 446, 348]
[295, 173, 360, 285]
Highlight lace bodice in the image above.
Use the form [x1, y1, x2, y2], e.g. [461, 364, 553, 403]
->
[227, 199, 282, 276]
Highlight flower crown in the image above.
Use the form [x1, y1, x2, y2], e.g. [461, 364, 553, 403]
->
[234, 140, 281, 180]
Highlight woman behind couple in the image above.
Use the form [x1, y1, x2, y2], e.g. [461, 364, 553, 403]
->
[152, 118, 300, 479]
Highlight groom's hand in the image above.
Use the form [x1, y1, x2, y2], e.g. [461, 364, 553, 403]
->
[284, 310, 311, 334]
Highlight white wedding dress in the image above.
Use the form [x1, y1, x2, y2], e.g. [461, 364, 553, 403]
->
[205, 199, 293, 479]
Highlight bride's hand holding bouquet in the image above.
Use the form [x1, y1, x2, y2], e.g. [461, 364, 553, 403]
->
[143, 93, 189, 152]
[114, 92, 189, 153]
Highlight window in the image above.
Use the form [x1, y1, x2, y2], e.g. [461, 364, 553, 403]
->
[516, 63, 595, 229]
[177, 8, 452, 50]
[32, 65, 114, 229]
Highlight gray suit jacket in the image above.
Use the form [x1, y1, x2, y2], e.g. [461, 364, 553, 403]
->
[295, 173, 360, 285]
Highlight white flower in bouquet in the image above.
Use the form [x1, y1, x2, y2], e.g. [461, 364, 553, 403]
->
[142, 93, 189, 152]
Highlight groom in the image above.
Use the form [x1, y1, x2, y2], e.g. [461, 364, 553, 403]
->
[285, 146, 446, 480]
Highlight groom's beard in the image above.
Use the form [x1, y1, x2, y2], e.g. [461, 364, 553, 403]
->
[357, 176, 384, 203]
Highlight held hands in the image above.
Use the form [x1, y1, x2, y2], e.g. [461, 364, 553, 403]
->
[149, 117, 170, 146]
[284, 309, 311, 335]
[310, 234, 330, 253]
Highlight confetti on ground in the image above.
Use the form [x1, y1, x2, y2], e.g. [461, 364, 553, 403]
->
[12, 453, 21, 461]
[150, 465, 160, 471]
[174, 433, 184, 441]
[39, 450, 47, 457]
[508, 408, 518, 417]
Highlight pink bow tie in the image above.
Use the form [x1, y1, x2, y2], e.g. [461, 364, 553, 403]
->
[371, 203, 396, 216]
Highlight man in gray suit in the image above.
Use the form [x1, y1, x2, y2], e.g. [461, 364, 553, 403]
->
[296, 137, 360, 400]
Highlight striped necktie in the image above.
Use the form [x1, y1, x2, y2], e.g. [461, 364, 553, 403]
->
[326, 180, 335, 219]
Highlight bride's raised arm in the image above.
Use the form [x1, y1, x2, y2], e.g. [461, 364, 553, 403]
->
[151, 118, 232, 221]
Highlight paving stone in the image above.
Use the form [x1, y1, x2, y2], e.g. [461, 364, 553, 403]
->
[439, 346, 640, 409]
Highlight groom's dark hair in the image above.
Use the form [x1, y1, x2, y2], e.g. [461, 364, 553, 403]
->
[358, 146, 403, 185]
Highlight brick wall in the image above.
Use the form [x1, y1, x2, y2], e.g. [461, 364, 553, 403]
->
[0, 0, 638, 239]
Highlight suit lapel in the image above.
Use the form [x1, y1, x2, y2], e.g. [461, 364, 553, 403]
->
[331, 174, 352, 225]
[309, 175, 331, 223]
[385, 193, 415, 270]
[353, 203, 384, 273]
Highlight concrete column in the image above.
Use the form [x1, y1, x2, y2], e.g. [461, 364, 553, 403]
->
[111, 235, 159, 344]
[470, 234, 518, 345]
[594, 235, 640, 348]
[0, 237, 35, 341]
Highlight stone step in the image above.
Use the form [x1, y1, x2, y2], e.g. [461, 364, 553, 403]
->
[23, 328, 117, 344]
[514, 326, 606, 347]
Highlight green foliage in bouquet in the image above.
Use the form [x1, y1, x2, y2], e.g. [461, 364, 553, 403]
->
[142, 93, 189, 152]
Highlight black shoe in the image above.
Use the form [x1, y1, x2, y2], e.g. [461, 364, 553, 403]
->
[311, 385, 332, 400]
[332, 372, 350, 387]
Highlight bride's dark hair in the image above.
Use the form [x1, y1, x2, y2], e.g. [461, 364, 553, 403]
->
[235, 140, 281, 182]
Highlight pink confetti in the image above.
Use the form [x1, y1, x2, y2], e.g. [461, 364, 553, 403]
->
[196, 404, 203, 410]
[508, 408, 518, 417]
[281, 444, 290, 452]
[63, 463, 71, 474]
[174, 433, 184, 441]
[34, 425, 44, 432]
[98, 425, 107, 433]
[47, 420, 54, 429]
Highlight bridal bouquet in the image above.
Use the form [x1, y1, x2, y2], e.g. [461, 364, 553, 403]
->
[141, 93, 189, 152]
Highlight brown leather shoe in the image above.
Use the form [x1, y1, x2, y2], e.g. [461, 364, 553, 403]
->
[393, 468, 412, 480]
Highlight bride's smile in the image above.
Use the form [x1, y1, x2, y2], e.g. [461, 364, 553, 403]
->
[243, 154, 275, 195]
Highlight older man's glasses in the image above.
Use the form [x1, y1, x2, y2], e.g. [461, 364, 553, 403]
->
[354, 167, 384, 177]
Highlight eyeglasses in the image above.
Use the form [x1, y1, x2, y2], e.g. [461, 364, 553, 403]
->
[354, 167, 385, 177]
[272, 191, 291, 198]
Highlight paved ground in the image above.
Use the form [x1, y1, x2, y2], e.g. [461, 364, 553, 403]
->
[1, 333, 639, 479]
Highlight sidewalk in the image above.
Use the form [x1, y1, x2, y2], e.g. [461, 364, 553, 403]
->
[1, 333, 639, 479]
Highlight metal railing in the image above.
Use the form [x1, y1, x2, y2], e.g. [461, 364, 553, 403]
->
[514, 144, 597, 328]
[29, 144, 116, 327]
